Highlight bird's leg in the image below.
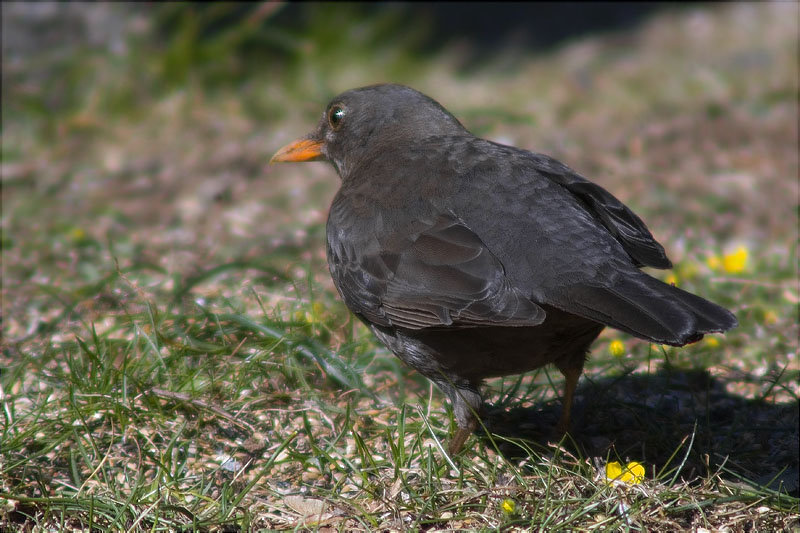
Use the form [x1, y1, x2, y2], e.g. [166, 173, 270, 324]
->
[554, 353, 586, 435]
[449, 425, 474, 455]
[440, 382, 482, 455]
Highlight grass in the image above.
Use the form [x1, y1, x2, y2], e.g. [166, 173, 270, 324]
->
[2, 3, 799, 531]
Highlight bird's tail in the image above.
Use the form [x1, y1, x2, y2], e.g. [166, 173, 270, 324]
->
[563, 274, 738, 346]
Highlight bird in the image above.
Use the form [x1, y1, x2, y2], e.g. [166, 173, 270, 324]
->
[270, 83, 738, 455]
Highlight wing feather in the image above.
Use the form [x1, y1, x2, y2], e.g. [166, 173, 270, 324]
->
[327, 215, 546, 330]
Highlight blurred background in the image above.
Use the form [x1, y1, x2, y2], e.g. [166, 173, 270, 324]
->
[4, 2, 796, 269]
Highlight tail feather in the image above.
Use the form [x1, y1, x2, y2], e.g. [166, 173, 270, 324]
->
[562, 274, 738, 346]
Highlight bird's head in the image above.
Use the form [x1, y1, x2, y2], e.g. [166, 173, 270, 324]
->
[270, 84, 468, 179]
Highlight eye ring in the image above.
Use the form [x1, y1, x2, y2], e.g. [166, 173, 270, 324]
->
[328, 105, 345, 130]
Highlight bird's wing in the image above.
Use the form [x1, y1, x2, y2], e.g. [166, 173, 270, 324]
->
[327, 213, 546, 330]
[451, 145, 735, 345]
[530, 153, 672, 269]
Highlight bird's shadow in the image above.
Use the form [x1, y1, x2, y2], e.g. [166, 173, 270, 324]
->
[477, 365, 799, 496]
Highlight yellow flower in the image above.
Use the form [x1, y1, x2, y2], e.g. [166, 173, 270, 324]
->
[763, 310, 778, 325]
[606, 461, 645, 484]
[295, 302, 326, 325]
[722, 246, 748, 274]
[708, 246, 749, 273]
[500, 498, 516, 515]
[704, 336, 720, 348]
[606, 461, 623, 480]
[68, 227, 89, 244]
[609, 339, 626, 357]
[293, 310, 312, 323]
[665, 273, 678, 286]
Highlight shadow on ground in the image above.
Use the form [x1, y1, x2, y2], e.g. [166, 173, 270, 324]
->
[480, 367, 799, 496]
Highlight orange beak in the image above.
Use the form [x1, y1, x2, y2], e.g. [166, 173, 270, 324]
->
[270, 137, 325, 163]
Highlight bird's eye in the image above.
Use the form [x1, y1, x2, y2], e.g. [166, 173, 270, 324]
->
[328, 106, 345, 129]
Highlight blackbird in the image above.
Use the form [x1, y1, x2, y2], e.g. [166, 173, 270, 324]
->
[271, 84, 738, 454]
